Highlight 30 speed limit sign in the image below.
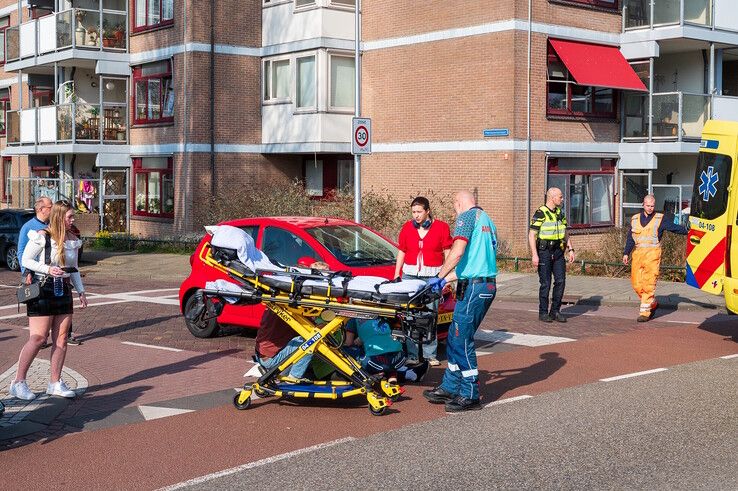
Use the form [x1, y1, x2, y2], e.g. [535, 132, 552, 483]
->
[351, 117, 371, 155]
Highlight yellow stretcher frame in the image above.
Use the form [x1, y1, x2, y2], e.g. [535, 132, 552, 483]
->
[200, 244, 436, 415]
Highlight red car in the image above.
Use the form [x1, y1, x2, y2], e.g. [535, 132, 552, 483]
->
[179, 216, 454, 338]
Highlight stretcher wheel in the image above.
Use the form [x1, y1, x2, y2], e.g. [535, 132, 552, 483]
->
[369, 405, 387, 416]
[233, 392, 252, 410]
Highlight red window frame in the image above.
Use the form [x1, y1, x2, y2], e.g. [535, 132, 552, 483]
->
[132, 157, 174, 218]
[546, 44, 617, 119]
[548, 158, 617, 229]
[0, 16, 10, 65]
[552, 0, 618, 8]
[0, 89, 9, 136]
[2, 157, 11, 202]
[132, 60, 174, 125]
[30, 87, 53, 108]
[131, 0, 174, 34]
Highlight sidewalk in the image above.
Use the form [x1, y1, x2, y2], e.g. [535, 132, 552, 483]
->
[81, 250, 728, 312]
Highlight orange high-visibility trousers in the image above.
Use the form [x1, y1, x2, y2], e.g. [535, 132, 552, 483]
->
[631, 247, 662, 315]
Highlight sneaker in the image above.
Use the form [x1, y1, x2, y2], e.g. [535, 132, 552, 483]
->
[552, 312, 567, 323]
[423, 386, 456, 404]
[637, 314, 651, 323]
[66, 336, 82, 346]
[428, 358, 441, 367]
[46, 380, 76, 398]
[9, 380, 36, 401]
[539, 313, 553, 323]
[445, 396, 482, 412]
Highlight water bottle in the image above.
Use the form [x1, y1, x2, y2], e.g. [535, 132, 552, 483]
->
[53, 277, 64, 297]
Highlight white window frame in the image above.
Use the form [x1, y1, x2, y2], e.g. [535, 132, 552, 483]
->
[295, 53, 318, 111]
[294, 0, 317, 10]
[263, 56, 292, 104]
[328, 0, 355, 9]
[327, 52, 355, 113]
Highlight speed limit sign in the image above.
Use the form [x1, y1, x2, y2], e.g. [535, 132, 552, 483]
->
[352, 117, 371, 155]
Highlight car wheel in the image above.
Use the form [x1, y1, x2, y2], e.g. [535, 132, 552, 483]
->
[184, 292, 221, 338]
[5, 245, 19, 271]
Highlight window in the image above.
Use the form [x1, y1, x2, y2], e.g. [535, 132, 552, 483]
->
[548, 158, 616, 228]
[0, 88, 8, 136]
[133, 157, 174, 218]
[263, 58, 291, 102]
[553, 0, 618, 8]
[305, 159, 323, 196]
[261, 227, 318, 267]
[337, 159, 354, 193]
[134, 0, 174, 32]
[295, 0, 315, 7]
[30, 87, 53, 108]
[0, 16, 9, 65]
[690, 153, 732, 221]
[546, 43, 615, 118]
[133, 60, 174, 125]
[303, 157, 354, 198]
[329, 54, 354, 110]
[296, 55, 316, 109]
[330, 0, 355, 6]
[2, 157, 11, 202]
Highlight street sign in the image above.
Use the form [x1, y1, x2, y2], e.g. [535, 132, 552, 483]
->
[483, 128, 509, 137]
[352, 117, 371, 155]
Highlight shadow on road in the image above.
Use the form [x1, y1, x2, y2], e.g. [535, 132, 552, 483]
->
[697, 312, 738, 343]
[564, 295, 603, 317]
[75, 314, 181, 341]
[480, 351, 566, 403]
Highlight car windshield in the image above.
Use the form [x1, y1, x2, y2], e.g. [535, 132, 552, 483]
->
[306, 225, 398, 266]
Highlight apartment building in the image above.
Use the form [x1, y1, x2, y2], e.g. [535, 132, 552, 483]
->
[360, 0, 738, 250]
[0, 0, 357, 237]
[1, 1, 737, 252]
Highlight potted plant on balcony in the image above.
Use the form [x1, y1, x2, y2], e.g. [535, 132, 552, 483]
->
[114, 23, 125, 48]
[102, 20, 114, 47]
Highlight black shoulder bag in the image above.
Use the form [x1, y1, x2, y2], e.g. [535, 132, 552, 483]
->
[16, 233, 52, 304]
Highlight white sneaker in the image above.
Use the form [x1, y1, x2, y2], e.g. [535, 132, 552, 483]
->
[46, 380, 76, 398]
[428, 358, 441, 367]
[9, 380, 36, 401]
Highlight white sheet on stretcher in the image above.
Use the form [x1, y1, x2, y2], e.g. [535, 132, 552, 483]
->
[205, 224, 427, 299]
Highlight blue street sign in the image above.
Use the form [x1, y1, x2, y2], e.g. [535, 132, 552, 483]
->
[483, 128, 509, 137]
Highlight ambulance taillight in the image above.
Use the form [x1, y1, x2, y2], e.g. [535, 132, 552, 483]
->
[726, 225, 732, 277]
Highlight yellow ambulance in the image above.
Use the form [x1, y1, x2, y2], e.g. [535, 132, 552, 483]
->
[686, 119, 738, 314]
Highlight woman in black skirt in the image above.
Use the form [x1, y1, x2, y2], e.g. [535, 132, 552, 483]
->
[8, 200, 87, 401]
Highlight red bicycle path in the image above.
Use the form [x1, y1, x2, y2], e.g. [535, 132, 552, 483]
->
[2, 319, 736, 490]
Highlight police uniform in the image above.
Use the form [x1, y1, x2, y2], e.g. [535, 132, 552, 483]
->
[530, 205, 568, 319]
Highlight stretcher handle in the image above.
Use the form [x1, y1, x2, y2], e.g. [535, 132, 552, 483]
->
[202, 288, 257, 301]
[406, 284, 438, 307]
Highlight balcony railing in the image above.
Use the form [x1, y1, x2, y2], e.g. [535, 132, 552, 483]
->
[623, 91, 710, 142]
[624, 0, 712, 30]
[5, 7, 127, 63]
[6, 102, 128, 145]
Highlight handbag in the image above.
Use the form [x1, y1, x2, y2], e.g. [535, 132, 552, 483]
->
[16, 232, 52, 304]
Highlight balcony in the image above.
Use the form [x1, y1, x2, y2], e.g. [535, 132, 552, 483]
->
[623, 91, 710, 141]
[624, 0, 712, 30]
[6, 102, 128, 146]
[5, 7, 127, 64]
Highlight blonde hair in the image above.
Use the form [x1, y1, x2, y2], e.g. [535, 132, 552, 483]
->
[48, 200, 72, 266]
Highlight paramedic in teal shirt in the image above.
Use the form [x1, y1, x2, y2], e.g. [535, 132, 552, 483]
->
[424, 190, 497, 412]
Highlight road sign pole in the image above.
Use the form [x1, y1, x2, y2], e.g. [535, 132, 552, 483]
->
[354, 0, 361, 223]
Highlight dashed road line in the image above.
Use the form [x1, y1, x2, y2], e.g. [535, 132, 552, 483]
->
[121, 341, 183, 352]
[484, 394, 533, 408]
[719, 353, 738, 360]
[599, 367, 668, 382]
[158, 437, 357, 491]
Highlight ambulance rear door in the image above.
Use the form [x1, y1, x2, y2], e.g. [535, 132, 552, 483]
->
[686, 121, 737, 295]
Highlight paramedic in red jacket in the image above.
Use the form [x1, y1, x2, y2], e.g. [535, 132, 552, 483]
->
[393, 196, 453, 366]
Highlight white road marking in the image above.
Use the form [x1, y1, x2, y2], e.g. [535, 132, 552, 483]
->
[663, 319, 700, 325]
[244, 364, 262, 378]
[475, 329, 575, 347]
[484, 394, 533, 408]
[121, 341, 183, 352]
[600, 368, 668, 382]
[138, 405, 194, 421]
[719, 353, 738, 360]
[158, 437, 357, 491]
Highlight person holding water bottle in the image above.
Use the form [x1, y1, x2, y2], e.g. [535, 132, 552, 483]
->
[7, 200, 87, 401]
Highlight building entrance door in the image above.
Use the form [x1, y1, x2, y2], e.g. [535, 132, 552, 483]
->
[620, 171, 651, 226]
[100, 169, 128, 233]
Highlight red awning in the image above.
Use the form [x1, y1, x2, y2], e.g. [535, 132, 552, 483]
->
[549, 38, 648, 92]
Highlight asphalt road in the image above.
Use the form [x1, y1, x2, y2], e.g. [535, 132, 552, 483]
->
[181, 356, 738, 490]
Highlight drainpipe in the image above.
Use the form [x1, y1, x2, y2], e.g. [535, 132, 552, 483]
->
[181, 0, 191, 232]
[209, 0, 215, 198]
[526, 0, 532, 235]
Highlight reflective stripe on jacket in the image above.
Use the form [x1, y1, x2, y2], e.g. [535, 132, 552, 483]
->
[536, 205, 566, 241]
[631, 212, 663, 249]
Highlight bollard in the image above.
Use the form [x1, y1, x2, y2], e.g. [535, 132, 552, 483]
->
[514, 257, 519, 272]
[580, 260, 585, 274]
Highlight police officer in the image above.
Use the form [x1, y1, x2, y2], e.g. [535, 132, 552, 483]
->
[424, 190, 498, 412]
[529, 187, 575, 323]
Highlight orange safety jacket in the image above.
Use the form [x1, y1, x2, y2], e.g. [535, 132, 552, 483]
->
[631, 213, 664, 249]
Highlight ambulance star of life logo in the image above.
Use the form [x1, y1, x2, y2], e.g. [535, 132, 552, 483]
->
[698, 166, 719, 202]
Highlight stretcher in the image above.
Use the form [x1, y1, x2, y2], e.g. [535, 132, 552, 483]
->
[192, 225, 439, 415]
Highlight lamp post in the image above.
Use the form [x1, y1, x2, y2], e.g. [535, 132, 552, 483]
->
[353, 0, 361, 223]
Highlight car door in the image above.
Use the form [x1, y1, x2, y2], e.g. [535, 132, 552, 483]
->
[261, 226, 319, 267]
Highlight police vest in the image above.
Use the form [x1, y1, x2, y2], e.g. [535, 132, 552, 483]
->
[631, 213, 663, 249]
[537, 205, 566, 241]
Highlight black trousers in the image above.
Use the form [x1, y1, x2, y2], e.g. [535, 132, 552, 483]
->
[538, 248, 566, 315]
